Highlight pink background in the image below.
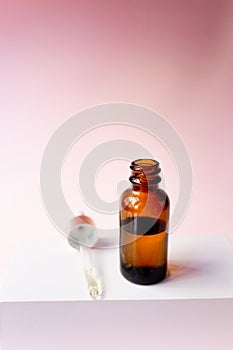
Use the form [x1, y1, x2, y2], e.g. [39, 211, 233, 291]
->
[1, 0, 233, 271]
[1, 0, 233, 348]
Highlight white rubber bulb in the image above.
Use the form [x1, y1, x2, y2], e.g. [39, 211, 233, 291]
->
[68, 224, 98, 249]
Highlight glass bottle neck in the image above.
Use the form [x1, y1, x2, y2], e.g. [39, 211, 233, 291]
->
[129, 159, 161, 191]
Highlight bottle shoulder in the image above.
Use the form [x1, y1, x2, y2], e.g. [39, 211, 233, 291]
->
[120, 187, 169, 197]
[156, 188, 170, 204]
[120, 187, 170, 206]
[120, 188, 132, 200]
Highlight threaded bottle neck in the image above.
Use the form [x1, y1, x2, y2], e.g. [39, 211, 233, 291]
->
[129, 159, 161, 190]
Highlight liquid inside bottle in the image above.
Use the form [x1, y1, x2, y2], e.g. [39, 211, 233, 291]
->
[120, 216, 168, 284]
[119, 159, 169, 285]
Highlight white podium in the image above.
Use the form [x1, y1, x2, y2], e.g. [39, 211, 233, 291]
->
[0, 234, 233, 349]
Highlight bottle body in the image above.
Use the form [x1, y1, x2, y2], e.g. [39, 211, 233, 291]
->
[119, 159, 169, 285]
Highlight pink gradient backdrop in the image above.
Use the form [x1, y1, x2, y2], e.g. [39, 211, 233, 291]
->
[1, 1, 233, 348]
[0, 0, 233, 294]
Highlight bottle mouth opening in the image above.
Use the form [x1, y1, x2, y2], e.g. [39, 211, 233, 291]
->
[130, 159, 159, 170]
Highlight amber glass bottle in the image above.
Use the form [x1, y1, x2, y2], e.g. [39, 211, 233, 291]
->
[119, 159, 170, 285]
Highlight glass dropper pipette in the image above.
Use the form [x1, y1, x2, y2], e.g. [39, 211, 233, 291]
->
[68, 215, 103, 300]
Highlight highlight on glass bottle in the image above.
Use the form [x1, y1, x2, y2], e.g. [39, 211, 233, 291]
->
[119, 159, 170, 285]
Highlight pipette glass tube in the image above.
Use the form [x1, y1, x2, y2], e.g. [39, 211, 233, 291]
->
[80, 245, 102, 300]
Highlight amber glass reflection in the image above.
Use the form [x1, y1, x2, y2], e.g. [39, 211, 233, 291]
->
[119, 159, 170, 285]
